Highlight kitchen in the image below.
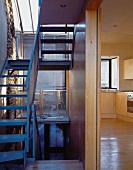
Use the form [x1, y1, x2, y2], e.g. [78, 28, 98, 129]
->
[101, 57, 133, 122]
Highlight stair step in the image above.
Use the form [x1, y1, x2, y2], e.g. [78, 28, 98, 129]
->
[0, 150, 24, 162]
[0, 75, 27, 78]
[39, 60, 72, 70]
[40, 26, 74, 32]
[0, 134, 26, 143]
[41, 50, 72, 54]
[0, 105, 27, 110]
[0, 94, 27, 98]
[0, 84, 26, 87]
[7, 59, 30, 66]
[0, 119, 27, 126]
[41, 39, 73, 44]
[5, 66, 28, 70]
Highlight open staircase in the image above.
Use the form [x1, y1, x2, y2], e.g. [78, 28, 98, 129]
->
[0, 64, 28, 166]
[0, 22, 75, 167]
[6, 25, 75, 71]
[0, 15, 41, 167]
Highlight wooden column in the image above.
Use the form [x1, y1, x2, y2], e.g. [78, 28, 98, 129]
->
[85, 9, 101, 170]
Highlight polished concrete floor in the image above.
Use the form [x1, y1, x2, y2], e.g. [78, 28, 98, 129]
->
[101, 118, 133, 170]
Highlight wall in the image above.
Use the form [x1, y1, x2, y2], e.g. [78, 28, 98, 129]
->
[68, 19, 85, 164]
[0, 0, 7, 150]
[101, 43, 133, 90]
[0, 0, 7, 75]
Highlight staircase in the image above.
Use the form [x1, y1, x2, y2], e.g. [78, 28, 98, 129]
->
[0, 68, 28, 167]
[0, 25, 75, 167]
[6, 25, 75, 71]
[0, 16, 40, 167]
[40, 25, 74, 70]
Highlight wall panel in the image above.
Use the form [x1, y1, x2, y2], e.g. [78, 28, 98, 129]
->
[68, 20, 85, 165]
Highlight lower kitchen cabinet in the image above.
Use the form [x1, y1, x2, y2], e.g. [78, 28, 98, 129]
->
[101, 92, 116, 118]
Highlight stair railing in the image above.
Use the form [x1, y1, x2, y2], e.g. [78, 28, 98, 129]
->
[32, 103, 42, 160]
[25, 3, 41, 152]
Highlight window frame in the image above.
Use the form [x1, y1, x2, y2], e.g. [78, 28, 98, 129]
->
[101, 58, 117, 89]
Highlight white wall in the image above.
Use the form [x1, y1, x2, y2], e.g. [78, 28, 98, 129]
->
[102, 43, 133, 90]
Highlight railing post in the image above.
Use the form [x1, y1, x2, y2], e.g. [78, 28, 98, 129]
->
[32, 104, 35, 159]
[16, 35, 19, 59]
[39, 0, 42, 7]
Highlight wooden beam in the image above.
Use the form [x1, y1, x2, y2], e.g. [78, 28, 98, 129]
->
[86, 0, 103, 10]
[85, 9, 101, 170]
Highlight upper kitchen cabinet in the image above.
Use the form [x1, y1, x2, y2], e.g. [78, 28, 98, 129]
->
[124, 58, 133, 79]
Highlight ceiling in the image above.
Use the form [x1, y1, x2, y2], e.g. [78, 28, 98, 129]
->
[40, 0, 85, 24]
[40, 0, 133, 43]
[101, 0, 133, 43]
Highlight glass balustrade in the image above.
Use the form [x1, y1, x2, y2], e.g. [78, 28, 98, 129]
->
[34, 89, 68, 118]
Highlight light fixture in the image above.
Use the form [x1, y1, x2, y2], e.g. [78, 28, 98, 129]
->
[60, 4, 66, 7]
[113, 25, 117, 27]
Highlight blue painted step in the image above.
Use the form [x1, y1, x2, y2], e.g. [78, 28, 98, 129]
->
[0, 134, 26, 143]
[0, 84, 26, 87]
[0, 75, 27, 78]
[0, 94, 27, 98]
[0, 119, 27, 126]
[0, 106, 27, 110]
[5, 66, 28, 70]
[0, 150, 25, 162]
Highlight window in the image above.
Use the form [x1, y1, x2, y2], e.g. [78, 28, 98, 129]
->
[101, 57, 118, 89]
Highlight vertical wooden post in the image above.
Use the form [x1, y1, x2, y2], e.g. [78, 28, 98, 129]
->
[85, 9, 101, 170]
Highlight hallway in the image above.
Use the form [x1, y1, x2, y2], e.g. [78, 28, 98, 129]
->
[101, 118, 133, 170]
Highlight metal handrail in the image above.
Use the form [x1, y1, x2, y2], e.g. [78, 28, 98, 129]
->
[25, 1, 41, 152]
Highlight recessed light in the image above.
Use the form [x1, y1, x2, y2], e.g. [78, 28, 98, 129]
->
[60, 4, 66, 7]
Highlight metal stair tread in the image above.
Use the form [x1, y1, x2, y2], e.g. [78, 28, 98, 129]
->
[0, 75, 27, 78]
[5, 66, 28, 70]
[41, 39, 73, 44]
[0, 105, 27, 110]
[0, 84, 26, 87]
[0, 134, 26, 143]
[0, 119, 27, 126]
[40, 26, 74, 32]
[0, 94, 27, 98]
[41, 50, 72, 54]
[0, 150, 24, 162]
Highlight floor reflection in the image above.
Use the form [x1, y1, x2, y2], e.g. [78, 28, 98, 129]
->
[101, 119, 133, 170]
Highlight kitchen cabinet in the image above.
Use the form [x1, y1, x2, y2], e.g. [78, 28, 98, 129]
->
[124, 58, 133, 79]
[101, 92, 116, 118]
[116, 92, 127, 116]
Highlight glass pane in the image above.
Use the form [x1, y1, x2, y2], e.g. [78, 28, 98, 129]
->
[12, 0, 38, 32]
[30, 0, 38, 31]
[111, 58, 118, 88]
[101, 60, 109, 88]
[12, 0, 21, 31]
[18, 0, 32, 31]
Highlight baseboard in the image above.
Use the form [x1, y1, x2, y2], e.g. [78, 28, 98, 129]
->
[101, 113, 116, 118]
[116, 114, 133, 123]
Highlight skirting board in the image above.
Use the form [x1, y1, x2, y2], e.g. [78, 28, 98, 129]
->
[117, 114, 133, 123]
[101, 113, 116, 118]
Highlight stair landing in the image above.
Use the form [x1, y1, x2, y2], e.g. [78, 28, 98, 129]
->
[25, 160, 84, 170]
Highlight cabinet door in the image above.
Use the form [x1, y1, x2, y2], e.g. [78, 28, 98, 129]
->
[101, 92, 115, 114]
[124, 59, 133, 79]
[116, 92, 127, 116]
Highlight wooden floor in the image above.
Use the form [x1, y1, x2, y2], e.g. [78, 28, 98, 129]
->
[26, 118, 133, 170]
[101, 118, 133, 170]
[25, 160, 84, 170]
